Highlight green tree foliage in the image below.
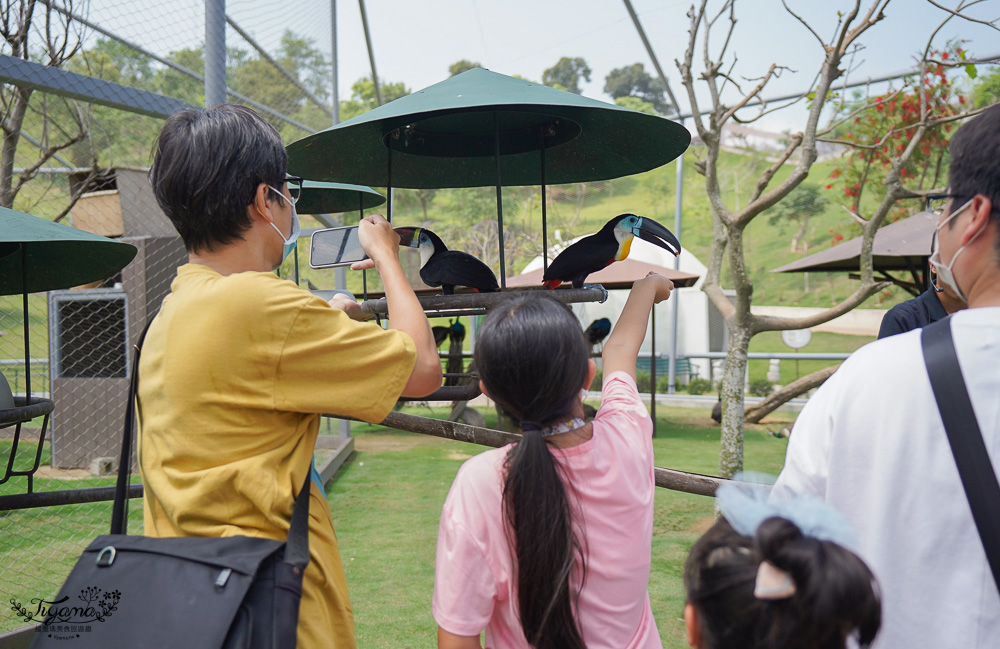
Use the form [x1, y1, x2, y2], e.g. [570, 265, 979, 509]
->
[613, 96, 656, 115]
[340, 76, 410, 121]
[826, 44, 971, 221]
[765, 183, 829, 252]
[604, 63, 670, 115]
[448, 60, 481, 77]
[0, 0, 85, 208]
[973, 65, 1000, 108]
[66, 39, 162, 167]
[154, 48, 205, 107]
[229, 32, 332, 136]
[542, 57, 591, 94]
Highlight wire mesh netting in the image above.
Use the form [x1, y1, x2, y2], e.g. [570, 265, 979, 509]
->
[0, 0, 899, 633]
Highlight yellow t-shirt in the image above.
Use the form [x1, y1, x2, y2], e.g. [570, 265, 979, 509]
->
[137, 264, 416, 649]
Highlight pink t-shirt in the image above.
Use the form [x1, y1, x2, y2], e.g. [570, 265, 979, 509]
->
[433, 371, 662, 649]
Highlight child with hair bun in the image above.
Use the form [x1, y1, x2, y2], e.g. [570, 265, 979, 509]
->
[683, 480, 881, 649]
[433, 273, 674, 649]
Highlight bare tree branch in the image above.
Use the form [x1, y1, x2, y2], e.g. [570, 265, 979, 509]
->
[721, 63, 786, 124]
[744, 364, 841, 424]
[752, 281, 891, 333]
[781, 0, 827, 48]
[842, 205, 870, 226]
[925, 0, 1000, 30]
[733, 89, 810, 124]
[748, 132, 802, 204]
[818, 87, 906, 137]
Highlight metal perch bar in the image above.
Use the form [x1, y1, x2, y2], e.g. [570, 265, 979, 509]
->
[397, 384, 482, 402]
[380, 411, 725, 497]
[360, 285, 609, 316]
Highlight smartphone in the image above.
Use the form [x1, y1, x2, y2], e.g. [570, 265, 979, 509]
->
[309, 225, 368, 268]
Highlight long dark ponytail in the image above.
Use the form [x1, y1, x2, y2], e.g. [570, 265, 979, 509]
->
[474, 294, 591, 649]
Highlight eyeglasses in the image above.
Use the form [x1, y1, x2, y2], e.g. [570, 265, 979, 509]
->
[285, 176, 303, 204]
[925, 192, 959, 217]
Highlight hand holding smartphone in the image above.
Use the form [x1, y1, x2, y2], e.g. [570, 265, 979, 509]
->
[308, 225, 368, 268]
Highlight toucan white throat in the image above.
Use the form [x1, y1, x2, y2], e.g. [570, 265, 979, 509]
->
[417, 235, 435, 268]
[613, 223, 635, 261]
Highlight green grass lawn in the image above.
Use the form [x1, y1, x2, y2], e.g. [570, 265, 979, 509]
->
[747, 330, 875, 386]
[329, 406, 790, 649]
[1, 406, 790, 644]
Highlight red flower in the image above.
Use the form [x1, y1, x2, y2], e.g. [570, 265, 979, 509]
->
[942, 52, 949, 60]
[825, 184, 832, 190]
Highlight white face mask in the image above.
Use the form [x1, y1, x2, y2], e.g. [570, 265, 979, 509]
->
[929, 198, 981, 304]
[266, 186, 301, 267]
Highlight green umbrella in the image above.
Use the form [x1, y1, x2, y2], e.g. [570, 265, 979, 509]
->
[296, 181, 385, 216]
[287, 67, 690, 189]
[287, 68, 690, 288]
[0, 206, 137, 403]
[1, 207, 137, 295]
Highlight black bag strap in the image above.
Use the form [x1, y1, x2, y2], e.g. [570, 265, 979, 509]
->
[111, 318, 312, 571]
[921, 316, 1000, 593]
[111, 318, 155, 535]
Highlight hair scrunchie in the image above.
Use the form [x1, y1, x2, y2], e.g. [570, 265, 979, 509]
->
[519, 420, 543, 432]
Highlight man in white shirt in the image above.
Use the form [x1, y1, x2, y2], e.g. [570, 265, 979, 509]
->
[772, 104, 1000, 649]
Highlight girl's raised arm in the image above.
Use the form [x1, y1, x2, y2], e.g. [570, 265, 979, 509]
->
[602, 273, 674, 381]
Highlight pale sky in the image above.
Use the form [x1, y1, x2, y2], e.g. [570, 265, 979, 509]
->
[88, 0, 999, 134]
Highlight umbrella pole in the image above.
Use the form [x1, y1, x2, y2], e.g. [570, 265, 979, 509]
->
[386, 143, 393, 224]
[20, 245, 30, 404]
[360, 195, 368, 302]
[540, 131, 548, 273]
[493, 113, 506, 289]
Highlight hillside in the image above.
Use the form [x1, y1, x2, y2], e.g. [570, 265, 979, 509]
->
[298, 145, 922, 311]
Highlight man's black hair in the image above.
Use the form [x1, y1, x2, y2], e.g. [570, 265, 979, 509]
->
[948, 104, 1000, 220]
[149, 104, 287, 252]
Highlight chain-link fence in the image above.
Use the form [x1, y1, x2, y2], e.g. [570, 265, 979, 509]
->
[0, 0, 895, 635]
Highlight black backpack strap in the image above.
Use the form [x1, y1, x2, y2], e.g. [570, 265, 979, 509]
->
[921, 317, 1000, 593]
[110, 316, 312, 569]
[111, 317, 156, 535]
[284, 472, 313, 569]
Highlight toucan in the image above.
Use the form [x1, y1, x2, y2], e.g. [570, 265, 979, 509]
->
[395, 226, 500, 295]
[542, 214, 681, 289]
[585, 318, 612, 346]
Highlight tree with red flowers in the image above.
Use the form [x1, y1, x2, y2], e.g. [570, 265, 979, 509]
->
[825, 42, 970, 222]
[677, 0, 998, 477]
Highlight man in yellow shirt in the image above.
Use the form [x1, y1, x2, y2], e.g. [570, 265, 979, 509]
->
[140, 104, 442, 648]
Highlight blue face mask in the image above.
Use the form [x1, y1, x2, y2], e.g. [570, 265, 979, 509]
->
[266, 186, 301, 266]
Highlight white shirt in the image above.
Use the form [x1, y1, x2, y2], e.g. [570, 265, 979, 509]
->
[772, 307, 1000, 649]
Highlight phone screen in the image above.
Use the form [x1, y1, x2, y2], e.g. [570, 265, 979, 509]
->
[309, 226, 368, 268]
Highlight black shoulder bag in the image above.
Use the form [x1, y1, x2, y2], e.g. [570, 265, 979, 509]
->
[31, 320, 311, 649]
[921, 316, 1000, 595]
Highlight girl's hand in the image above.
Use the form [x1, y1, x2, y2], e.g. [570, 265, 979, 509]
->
[636, 272, 674, 303]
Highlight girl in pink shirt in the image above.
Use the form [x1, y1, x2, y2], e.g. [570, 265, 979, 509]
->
[433, 273, 675, 649]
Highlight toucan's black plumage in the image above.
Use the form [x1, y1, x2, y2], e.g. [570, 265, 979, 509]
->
[542, 214, 681, 289]
[445, 319, 466, 387]
[395, 226, 499, 295]
[585, 318, 612, 346]
[432, 326, 450, 347]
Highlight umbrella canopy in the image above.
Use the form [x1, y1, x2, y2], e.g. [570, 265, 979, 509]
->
[0, 206, 137, 295]
[771, 211, 936, 274]
[287, 68, 691, 189]
[296, 181, 385, 215]
[506, 258, 700, 289]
